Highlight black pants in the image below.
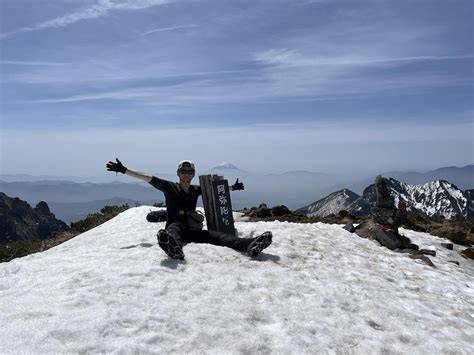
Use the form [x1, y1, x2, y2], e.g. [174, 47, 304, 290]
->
[163, 222, 255, 252]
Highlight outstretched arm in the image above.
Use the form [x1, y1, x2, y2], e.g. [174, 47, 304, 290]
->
[106, 158, 152, 183]
[125, 169, 152, 183]
[230, 178, 244, 192]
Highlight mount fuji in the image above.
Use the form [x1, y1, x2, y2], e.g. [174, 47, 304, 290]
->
[209, 162, 241, 170]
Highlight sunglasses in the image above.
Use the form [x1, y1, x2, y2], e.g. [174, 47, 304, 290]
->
[179, 169, 195, 175]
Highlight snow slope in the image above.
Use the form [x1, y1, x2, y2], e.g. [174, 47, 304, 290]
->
[1, 207, 473, 354]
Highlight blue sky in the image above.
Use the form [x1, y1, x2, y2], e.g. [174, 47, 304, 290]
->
[0, 0, 473, 177]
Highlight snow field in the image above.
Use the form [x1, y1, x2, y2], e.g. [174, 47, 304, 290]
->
[0, 206, 473, 354]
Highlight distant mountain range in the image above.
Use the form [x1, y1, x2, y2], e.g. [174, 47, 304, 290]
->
[347, 165, 474, 193]
[384, 165, 474, 189]
[297, 178, 474, 219]
[48, 198, 158, 224]
[1, 164, 472, 223]
[0, 180, 160, 204]
[0, 174, 120, 184]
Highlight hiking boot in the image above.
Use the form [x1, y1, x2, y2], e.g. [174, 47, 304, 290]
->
[157, 230, 184, 260]
[247, 231, 272, 257]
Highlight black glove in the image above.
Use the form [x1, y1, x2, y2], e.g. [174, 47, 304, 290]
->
[106, 158, 127, 174]
[232, 178, 244, 191]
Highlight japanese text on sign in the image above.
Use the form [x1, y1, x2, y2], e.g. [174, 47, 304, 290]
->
[216, 184, 230, 226]
[217, 185, 225, 194]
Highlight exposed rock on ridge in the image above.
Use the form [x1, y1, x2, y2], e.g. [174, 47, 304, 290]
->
[0, 192, 69, 243]
[298, 179, 474, 219]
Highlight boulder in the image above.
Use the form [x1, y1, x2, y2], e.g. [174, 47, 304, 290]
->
[271, 205, 291, 216]
[338, 210, 349, 218]
[354, 220, 378, 240]
[372, 226, 401, 250]
[255, 207, 272, 218]
[431, 227, 472, 246]
[408, 252, 435, 267]
[407, 243, 419, 250]
[420, 249, 436, 257]
[343, 223, 356, 233]
[440, 243, 454, 250]
[355, 220, 416, 251]
[461, 247, 474, 259]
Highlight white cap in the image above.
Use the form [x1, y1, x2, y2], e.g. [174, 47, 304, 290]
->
[178, 160, 195, 170]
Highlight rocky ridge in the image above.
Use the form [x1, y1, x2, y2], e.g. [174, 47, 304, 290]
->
[297, 179, 474, 219]
[0, 192, 70, 244]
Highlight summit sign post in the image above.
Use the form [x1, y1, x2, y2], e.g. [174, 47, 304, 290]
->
[199, 174, 236, 236]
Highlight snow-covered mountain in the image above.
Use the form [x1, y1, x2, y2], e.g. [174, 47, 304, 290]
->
[390, 180, 474, 218]
[210, 162, 240, 170]
[297, 189, 359, 217]
[298, 178, 474, 218]
[1, 206, 472, 353]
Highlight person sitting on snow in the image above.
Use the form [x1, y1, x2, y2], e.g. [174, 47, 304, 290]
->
[106, 158, 272, 259]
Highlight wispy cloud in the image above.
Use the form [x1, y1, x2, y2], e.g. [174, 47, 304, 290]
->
[141, 24, 198, 36]
[24, 64, 466, 107]
[0, 60, 69, 66]
[253, 123, 296, 128]
[1, 0, 173, 38]
[3, 0, 472, 136]
[29, 87, 157, 103]
[9, 65, 255, 85]
[255, 49, 474, 68]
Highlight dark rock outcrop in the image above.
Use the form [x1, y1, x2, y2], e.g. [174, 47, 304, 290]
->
[255, 207, 272, 218]
[407, 252, 435, 267]
[35, 201, 51, 215]
[430, 226, 471, 246]
[461, 248, 474, 259]
[243, 204, 306, 221]
[271, 205, 291, 216]
[242, 202, 363, 225]
[0, 192, 69, 243]
[406, 213, 474, 246]
[440, 243, 454, 250]
[343, 223, 356, 233]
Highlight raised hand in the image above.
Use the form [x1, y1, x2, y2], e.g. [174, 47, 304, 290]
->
[232, 178, 244, 191]
[106, 158, 127, 174]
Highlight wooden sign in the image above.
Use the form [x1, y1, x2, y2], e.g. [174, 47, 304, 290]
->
[199, 174, 236, 236]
